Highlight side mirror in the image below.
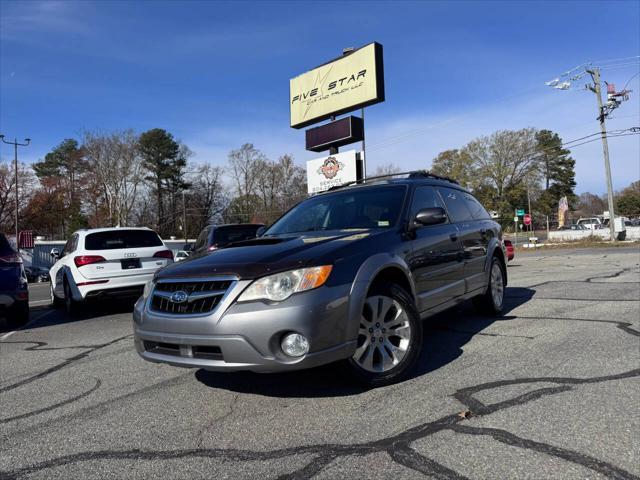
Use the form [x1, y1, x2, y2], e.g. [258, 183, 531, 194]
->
[256, 226, 266, 237]
[50, 248, 61, 259]
[414, 207, 447, 227]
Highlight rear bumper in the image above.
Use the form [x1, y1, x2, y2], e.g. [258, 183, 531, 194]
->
[75, 273, 153, 301]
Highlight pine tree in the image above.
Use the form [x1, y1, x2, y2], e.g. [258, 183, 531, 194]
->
[535, 130, 577, 216]
[138, 129, 182, 236]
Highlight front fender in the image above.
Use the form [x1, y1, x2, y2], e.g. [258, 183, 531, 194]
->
[345, 253, 415, 342]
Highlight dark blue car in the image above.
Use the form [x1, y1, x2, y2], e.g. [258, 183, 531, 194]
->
[0, 233, 29, 327]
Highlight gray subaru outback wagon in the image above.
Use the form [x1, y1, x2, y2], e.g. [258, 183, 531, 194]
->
[133, 172, 506, 386]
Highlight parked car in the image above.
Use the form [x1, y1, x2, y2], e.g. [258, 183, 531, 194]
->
[191, 224, 264, 254]
[503, 239, 515, 261]
[174, 250, 190, 262]
[558, 224, 588, 231]
[133, 172, 507, 386]
[24, 266, 50, 283]
[576, 217, 604, 230]
[0, 233, 29, 327]
[50, 227, 173, 315]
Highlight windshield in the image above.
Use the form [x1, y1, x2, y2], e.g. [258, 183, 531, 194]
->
[0, 233, 20, 263]
[265, 185, 406, 235]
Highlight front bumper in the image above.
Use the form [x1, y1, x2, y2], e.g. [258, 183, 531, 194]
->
[133, 280, 357, 373]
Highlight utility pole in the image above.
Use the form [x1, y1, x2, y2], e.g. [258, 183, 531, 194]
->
[182, 190, 187, 244]
[546, 63, 632, 242]
[0, 135, 31, 248]
[587, 67, 617, 242]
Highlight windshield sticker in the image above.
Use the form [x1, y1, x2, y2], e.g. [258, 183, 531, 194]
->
[378, 220, 390, 227]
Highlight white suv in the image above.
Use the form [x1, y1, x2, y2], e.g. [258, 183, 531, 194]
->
[50, 227, 173, 314]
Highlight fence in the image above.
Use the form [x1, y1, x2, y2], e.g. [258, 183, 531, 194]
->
[547, 226, 640, 242]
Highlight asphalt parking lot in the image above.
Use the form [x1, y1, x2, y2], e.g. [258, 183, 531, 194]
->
[1, 247, 639, 480]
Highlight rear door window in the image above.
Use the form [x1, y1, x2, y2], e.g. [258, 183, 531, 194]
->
[437, 188, 474, 223]
[84, 230, 163, 250]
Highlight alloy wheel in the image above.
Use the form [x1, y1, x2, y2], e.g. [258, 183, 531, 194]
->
[353, 295, 412, 373]
[490, 262, 504, 309]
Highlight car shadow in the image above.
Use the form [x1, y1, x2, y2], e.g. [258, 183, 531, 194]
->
[0, 300, 138, 333]
[194, 287, 536, 397]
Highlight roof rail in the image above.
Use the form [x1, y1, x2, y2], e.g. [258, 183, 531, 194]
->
[326, 170, 459, 191]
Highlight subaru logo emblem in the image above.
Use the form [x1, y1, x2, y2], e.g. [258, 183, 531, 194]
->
[170, 290, 189, 304]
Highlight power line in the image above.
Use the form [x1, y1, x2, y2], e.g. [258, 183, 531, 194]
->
[564, 132, 639, 149]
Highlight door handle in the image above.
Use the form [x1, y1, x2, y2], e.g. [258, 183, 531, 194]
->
[449, 233, 458, 242]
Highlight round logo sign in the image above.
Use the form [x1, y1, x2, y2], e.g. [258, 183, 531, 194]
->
[523, 214, 532, 226]
[317, 157, 344, 179]
[170, 290, 189, 304]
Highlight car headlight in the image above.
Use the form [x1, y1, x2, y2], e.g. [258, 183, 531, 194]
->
[238, 265, 332, 302]
[142, 279, 155, 299]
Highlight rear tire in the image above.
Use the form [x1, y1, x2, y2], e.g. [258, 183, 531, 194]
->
[8, 302, 29, 329]
[473, 256, 506, 315]
[343, 283, 423, 387]
[50, 282, 63, 309]
[63, 279, 81, 316]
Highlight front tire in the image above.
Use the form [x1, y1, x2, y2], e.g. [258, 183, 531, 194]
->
[344, 283, 423, 387]
[473, 256, 506, 315]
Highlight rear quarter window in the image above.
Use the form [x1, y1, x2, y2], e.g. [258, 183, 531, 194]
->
[462, 192, 491, 220]
[437, 187, 474, 223]
[84, 230, 163, 250]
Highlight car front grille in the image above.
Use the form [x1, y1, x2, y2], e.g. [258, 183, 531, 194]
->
[149, 278, 234, 315]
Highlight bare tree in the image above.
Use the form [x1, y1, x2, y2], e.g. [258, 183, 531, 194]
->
[463, 128, 540, 201]
[83, 130, 146, 227]
[227, 144, 267, 221]
[374, 163, 402, 176]
[0, 162, 37, 233]
[186, 164, 227, 235]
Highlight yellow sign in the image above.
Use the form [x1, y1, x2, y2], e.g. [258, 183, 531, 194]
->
[290, 43, 384, 129]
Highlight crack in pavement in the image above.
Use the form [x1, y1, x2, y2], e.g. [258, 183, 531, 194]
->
[509, 315, 640, 337]
[1, 261, 638, 479]
[1, 368, 638, 480]
[196, 392, 241, 449]
[0, 335, 132, 394]
[0, 379, 101, 425]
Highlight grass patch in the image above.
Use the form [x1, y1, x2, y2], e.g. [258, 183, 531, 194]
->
[517, 238, 640, 252]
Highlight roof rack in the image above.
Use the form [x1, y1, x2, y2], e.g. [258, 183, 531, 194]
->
[327, 170, 459, 191]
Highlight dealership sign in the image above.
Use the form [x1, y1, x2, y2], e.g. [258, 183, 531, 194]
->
[290, 43, 385, 129]
[306, 150, 358, 194]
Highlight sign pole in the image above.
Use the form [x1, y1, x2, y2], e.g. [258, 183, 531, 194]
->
[361, 107, 366, 179]
[514, 210, 518, 247]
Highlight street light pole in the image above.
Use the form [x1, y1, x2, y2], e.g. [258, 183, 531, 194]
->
[0, 135, 31, 247]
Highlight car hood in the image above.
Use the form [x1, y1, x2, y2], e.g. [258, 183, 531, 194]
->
[156, 229, 381, 280]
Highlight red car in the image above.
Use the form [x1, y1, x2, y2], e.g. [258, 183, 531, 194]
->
[503, 239, 515, 262]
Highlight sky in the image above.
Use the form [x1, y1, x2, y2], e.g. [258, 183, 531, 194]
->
[1, 0, 639, 194]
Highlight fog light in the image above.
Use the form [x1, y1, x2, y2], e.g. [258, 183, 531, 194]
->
[281, 333, 309, 357]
